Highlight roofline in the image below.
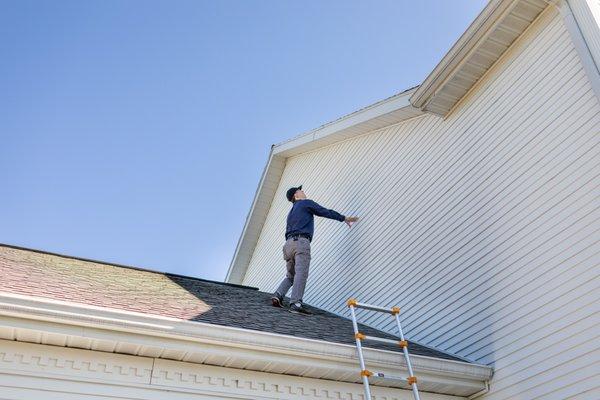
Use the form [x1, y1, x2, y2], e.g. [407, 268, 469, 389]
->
[411, 0, 513, 109]
[225, 146, 283, 283]
[0, 292, 493, 396]
[272, 86, 419, 156]
[0, 243, 258, 291]
[273, 87, 422, 158]
[410, 0, 552, 115]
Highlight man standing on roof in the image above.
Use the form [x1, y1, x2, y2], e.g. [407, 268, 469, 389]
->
[271, 185, 358, 315]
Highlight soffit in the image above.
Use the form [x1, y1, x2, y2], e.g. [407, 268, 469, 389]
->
[411, 0, 550, 116]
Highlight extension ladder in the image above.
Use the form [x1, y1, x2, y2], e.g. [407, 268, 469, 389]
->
[346, 298, 420, 400]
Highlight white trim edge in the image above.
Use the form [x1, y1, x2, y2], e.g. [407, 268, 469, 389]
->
[0, 292, 492, 396]
[554, 0, 600, 99]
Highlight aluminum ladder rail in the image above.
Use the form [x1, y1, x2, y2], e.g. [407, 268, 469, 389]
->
[346, 298, 420, 400]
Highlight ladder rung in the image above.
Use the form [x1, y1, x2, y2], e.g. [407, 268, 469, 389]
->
[370, 371, 409, 381]
[348, 300, 400, 314]
[347, 297, 420, 400]
[362, 334, 402, 346]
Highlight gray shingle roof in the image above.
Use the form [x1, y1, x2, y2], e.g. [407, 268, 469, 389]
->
[0, 244, 464, 361]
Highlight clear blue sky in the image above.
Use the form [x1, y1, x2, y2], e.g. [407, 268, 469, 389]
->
[1, 0, 486, 281]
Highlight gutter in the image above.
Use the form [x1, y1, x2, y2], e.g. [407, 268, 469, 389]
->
[467, 381, 491, 399]
[0, 292, 493, 395]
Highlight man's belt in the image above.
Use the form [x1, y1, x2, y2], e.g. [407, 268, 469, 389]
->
[287, 233, 312, 242]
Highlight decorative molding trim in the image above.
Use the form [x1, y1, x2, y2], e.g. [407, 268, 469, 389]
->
[0, 340, 463, 400]
[0, 340, 153, 385]
[151, 358, 458, 400]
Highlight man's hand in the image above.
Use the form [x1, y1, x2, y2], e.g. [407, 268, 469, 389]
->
[345, 216, 359, 228]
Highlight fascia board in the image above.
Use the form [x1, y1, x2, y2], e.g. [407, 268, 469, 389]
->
[0, 292, 493, 394]
[410, 0, 516, 109]
[225, 148, 285, 284]
[273, 88, 418, 157]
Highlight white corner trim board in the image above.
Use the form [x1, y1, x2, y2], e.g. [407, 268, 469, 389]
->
[555, 0, 600, 98]
[0, 292, 492, 397]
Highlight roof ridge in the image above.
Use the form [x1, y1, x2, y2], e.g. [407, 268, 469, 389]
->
[0, 243, 258, 291]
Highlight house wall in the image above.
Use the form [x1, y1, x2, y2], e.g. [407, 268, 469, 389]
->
[0, 340, 460, 400]
[242, 7, 600, 400]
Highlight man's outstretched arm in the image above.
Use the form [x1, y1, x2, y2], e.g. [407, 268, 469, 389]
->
[306, 200, 359, 227]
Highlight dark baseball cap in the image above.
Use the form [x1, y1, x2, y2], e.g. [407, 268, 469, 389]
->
[286, 185, 302, 202]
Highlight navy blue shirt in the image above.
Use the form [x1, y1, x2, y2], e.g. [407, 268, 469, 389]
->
[285, 199, 345, 241]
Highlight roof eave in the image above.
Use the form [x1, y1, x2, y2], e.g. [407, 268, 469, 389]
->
[0, 292, 493, 396]
[273, 87, 422, 158]
[410, 0, 550, 116]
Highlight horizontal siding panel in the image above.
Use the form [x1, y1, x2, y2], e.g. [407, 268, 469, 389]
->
[491, 315, 599, 385]
[564, 378, 600, 399]
[488, 353, 599, 399]
[243, 9, 599, 400]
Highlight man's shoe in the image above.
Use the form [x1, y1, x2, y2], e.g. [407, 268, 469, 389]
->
[271, 293, 284, 308]
[289, 302, 312, 315]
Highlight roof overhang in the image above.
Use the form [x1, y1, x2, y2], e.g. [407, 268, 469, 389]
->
[226, 88, 424, 284]
[0, 292, 492, 397]
[274, 88, 423, 158]
[410, 0, 550, 116]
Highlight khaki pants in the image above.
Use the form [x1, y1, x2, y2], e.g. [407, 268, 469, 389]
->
[275, 237, 311, 304]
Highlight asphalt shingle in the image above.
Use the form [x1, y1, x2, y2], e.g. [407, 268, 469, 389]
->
[0, 244, 464, 361]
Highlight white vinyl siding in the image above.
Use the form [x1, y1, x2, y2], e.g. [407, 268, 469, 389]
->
[243, 8, 600, 400]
